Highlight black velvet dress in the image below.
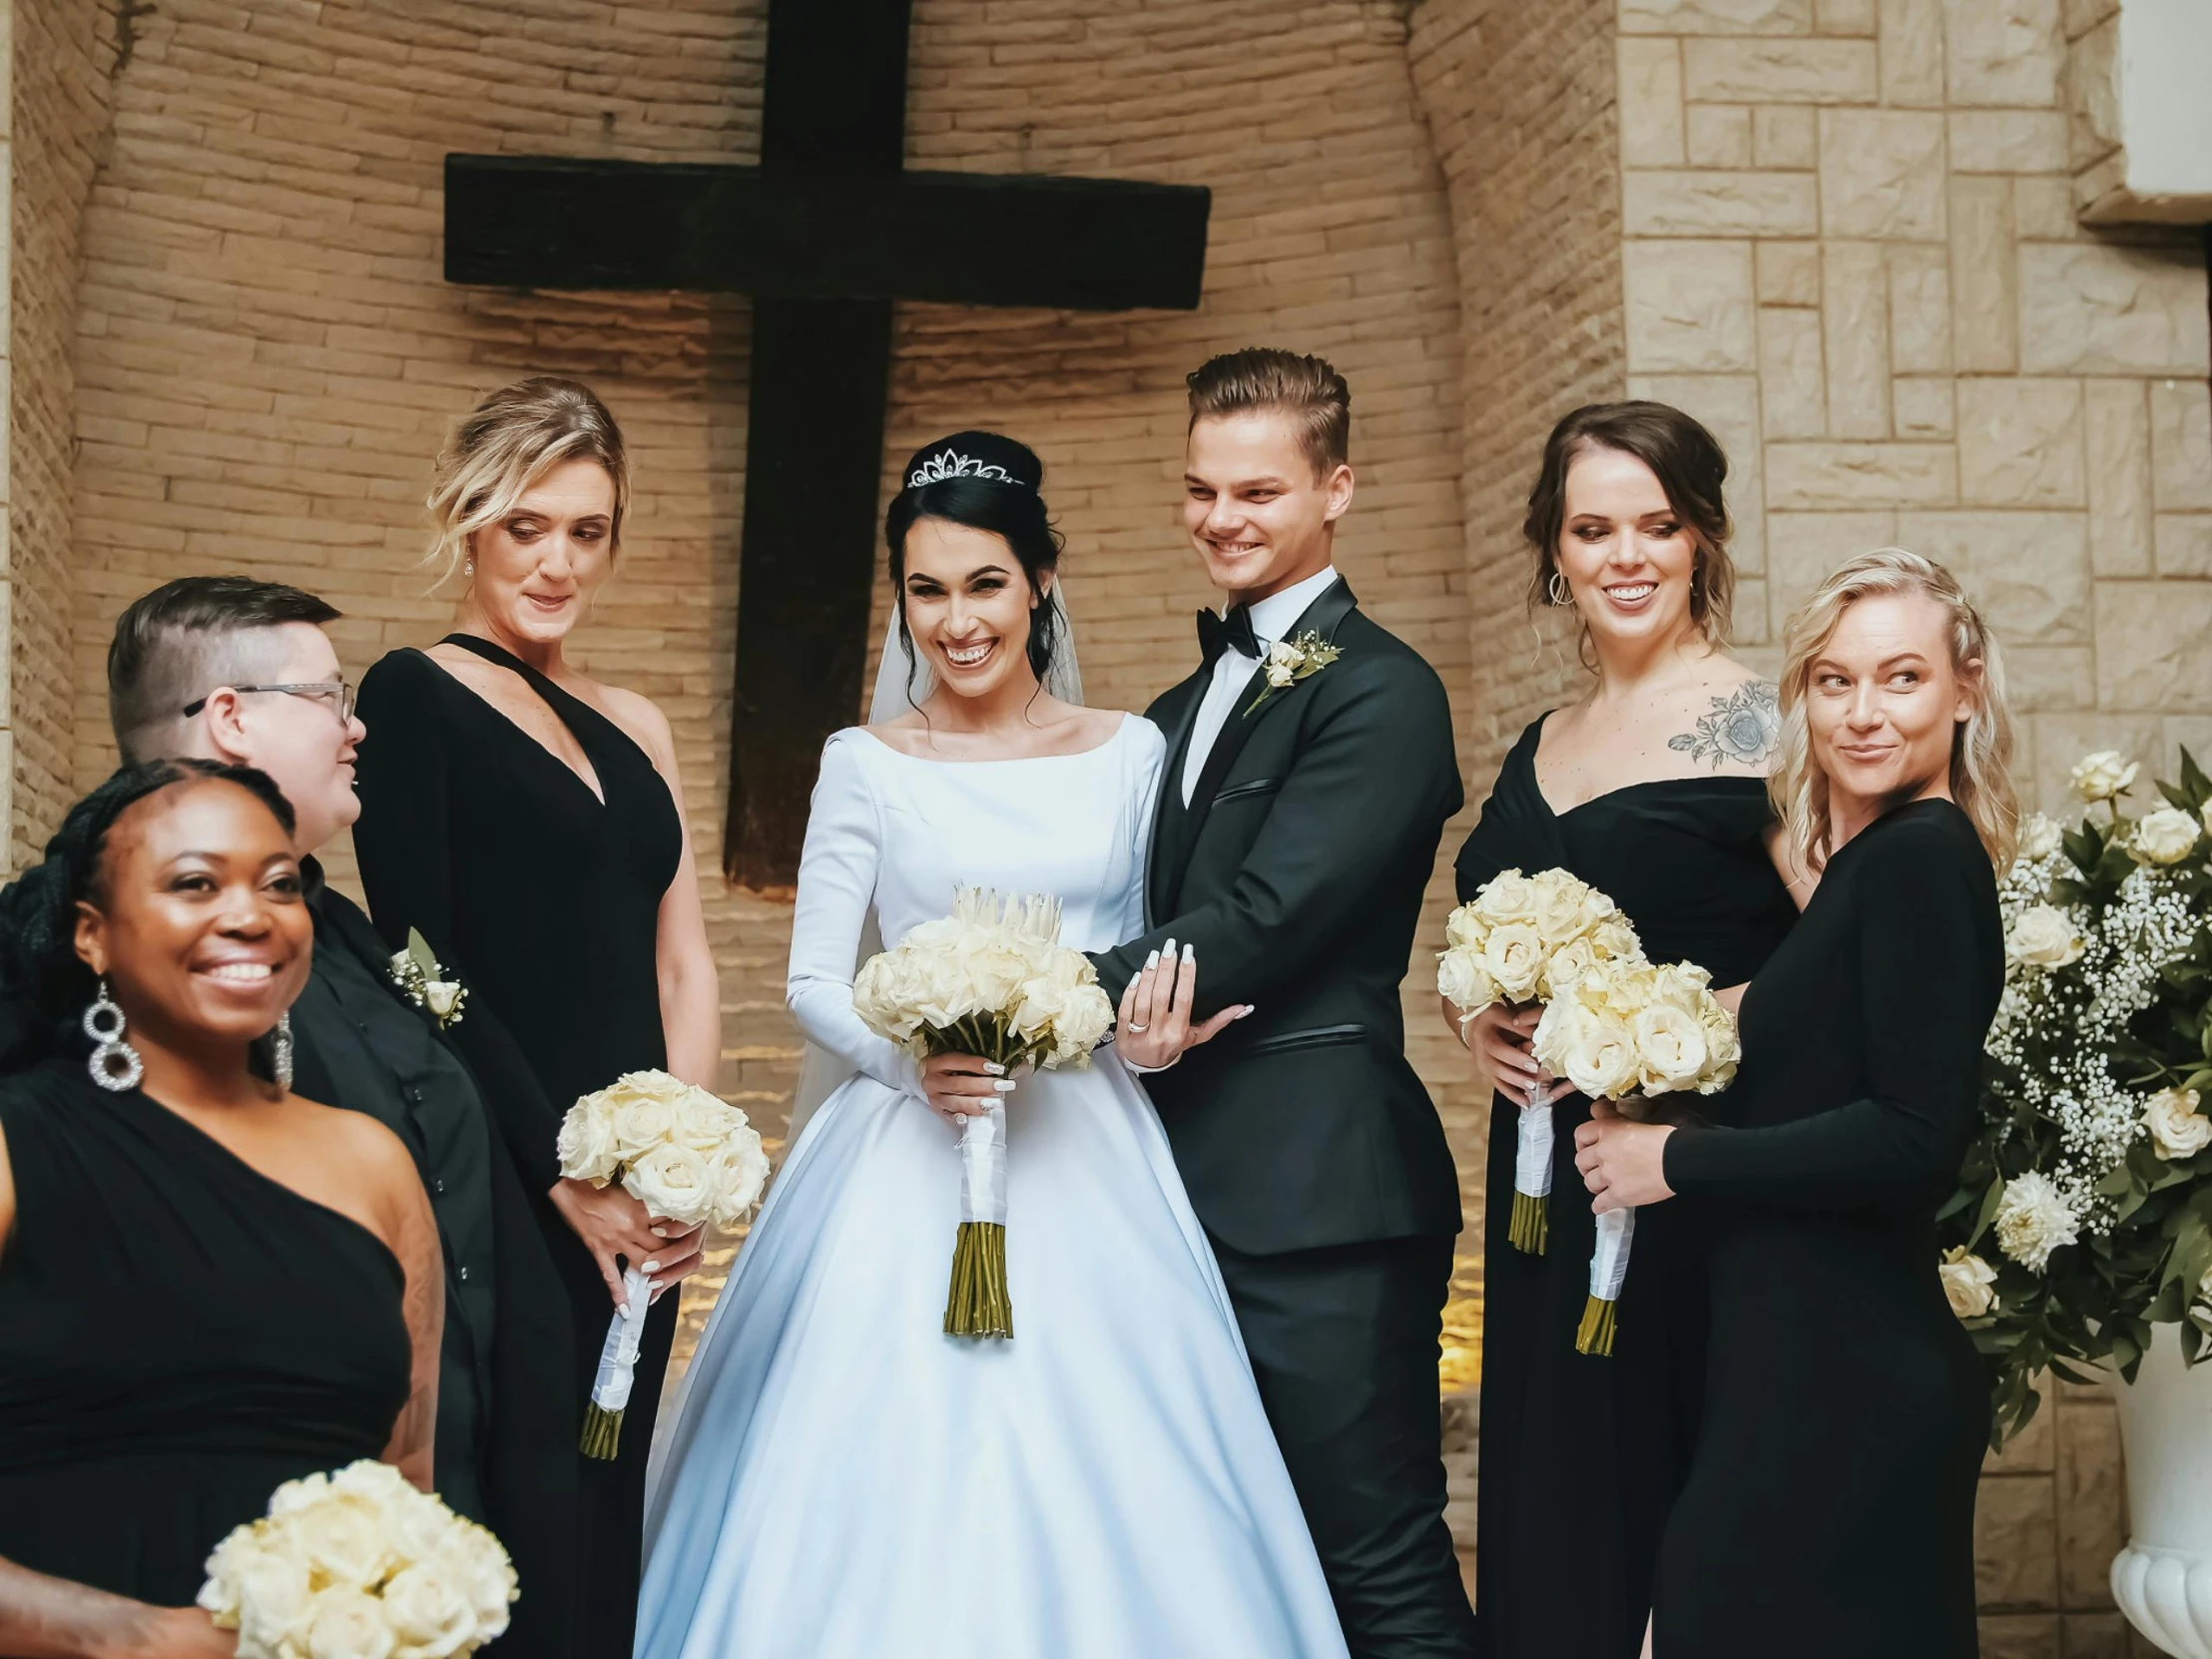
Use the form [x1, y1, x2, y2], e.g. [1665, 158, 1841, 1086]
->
[1655, 799, 1999, 1658]
[0, 1061, 410, 1606]
[1455, 716, 1797, 1659]
[352, 636, 684, 1658]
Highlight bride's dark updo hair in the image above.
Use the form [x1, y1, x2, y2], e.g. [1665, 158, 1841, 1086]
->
[885, 430, 1064, 687]
[0, 759, 296, 1074]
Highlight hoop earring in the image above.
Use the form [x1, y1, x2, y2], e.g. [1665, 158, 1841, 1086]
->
[272, 1012, 294, 1092]
[84, 979, 144, 1093]
[1547, 570, 1572, 608]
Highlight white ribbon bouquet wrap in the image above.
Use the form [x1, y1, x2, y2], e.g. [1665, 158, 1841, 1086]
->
[1529, 955, 1741, 1355]
[849, 887, 1116, 1339]
[198, 1459, 517, 1659]
[1437, 868, 1644, 1256]
[555, 1070, 772, 1458]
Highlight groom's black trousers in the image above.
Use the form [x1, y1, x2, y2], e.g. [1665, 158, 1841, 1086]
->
[1210, 1232, 1478, 1659]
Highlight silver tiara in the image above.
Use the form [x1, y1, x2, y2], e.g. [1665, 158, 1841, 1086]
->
[907, 449, 1022, 490]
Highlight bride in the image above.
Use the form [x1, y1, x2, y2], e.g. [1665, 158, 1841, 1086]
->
[635, 432, 1350, 1658]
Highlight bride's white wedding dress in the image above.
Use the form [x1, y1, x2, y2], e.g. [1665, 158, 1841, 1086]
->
[636, 719, 1348, 1659]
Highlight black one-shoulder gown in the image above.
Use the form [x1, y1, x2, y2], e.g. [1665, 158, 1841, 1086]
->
[0, 1060, 410, 1606]
[1656, 800, 1999, 1657]
[1455, 716, 1797, 1659]
[353, 636, 685, 1658]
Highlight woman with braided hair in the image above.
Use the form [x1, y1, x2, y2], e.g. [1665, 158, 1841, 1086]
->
[0, 761, 441, 1658]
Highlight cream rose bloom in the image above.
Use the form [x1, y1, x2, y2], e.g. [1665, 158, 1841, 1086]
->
[1589, 917, 1642, 965]
[705, 1134, 773, 1232]
[2133, 806, 2202, 866]
[1443, 902, 1486, 952]
[422, 981, 463, 1021]
[2005, 903, 2084, 971]
[2070, 750, 2139, 803]
[305, 1590, 398, 1659]
[381, 1562, 477, 1659]
[1536, 998, 1639, 1101]
[1436, 946, 1497, 1014]
[287, 1493, 394, 1592]
[1472, 869, 1539, 926]
[1264, 640, 1299, 689]
[1048, 982, 1115, 1064]
[1994, 1171, 2080, 1272]
[555, 1100, 620, 1184]
[1938, 1247, 1998, 1320]
[1480, 922, 1545, 1003]
[1528, 869, 1610, 947]
[624, 1141, 714, 1227]
[2143, 1086, 2212, 1160]
[1537, 936, 1598, 999]
[1631, 1002, 1710, 1094]
[2015, 812, 2064, 863]
[449, 1523, 518, 1635]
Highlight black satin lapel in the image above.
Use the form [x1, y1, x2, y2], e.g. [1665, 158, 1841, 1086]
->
[1150, 674, 1210, 919]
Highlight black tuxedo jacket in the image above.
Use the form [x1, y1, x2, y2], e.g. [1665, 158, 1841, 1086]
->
[1092, 577, 1463, 1256]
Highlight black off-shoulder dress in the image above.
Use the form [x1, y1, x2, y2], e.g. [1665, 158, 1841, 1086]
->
[0, 1061, 410, 1607]
[352, 636, 685, 1659]
[1655, 799, 2000, 1657]
[1455, 716, 1797, 1659]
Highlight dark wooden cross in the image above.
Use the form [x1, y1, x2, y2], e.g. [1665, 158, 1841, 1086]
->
[442, 0, 1211, 887]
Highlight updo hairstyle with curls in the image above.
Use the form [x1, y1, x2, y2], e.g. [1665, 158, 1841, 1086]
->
[425, 376, 631, 587]
[1522, 400, 1737, 665]
[883, 430, 1065, 697]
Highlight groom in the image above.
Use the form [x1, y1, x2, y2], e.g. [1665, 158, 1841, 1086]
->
[1092, 349, 1473, 1656]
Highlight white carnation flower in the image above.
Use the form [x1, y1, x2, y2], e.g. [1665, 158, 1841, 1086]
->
[1994, 1170, 2080, 1272]
[2005, 903, 2084, 971]
[2143, 1086, 2212, 1161]
[2132, 806, 2202, 866]
[2070, 750, 2139, 804]
[1938, 1247, 1998, 1320]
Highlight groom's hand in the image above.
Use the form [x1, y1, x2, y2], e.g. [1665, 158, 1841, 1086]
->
[1115, 939, 1251, 1072]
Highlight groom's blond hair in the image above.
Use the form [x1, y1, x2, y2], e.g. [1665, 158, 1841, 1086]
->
[1186, 348, 1351, 481]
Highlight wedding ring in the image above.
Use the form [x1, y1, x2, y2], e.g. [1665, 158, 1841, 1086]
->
[1126, 1021, 1149, 1032]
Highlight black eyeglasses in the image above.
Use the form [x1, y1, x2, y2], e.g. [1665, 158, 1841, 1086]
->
[183, 681, 357, 723]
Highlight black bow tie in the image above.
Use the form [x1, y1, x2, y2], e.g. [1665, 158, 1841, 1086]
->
[1197, 605, 1261, 667]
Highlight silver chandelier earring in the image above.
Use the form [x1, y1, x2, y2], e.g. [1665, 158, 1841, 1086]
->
[84, 979, 145, 1093]
[272, 1012, 295, 1092]
[1547, 569, 1572, 607]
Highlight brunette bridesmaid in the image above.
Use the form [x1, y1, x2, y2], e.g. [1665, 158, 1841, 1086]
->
[1449, 402, 1799, 1658]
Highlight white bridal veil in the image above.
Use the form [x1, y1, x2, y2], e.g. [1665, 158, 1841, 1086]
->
[782, 584, 1084, 1147]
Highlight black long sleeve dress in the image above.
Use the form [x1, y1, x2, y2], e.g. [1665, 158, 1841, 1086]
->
[1455, 717, 1798, 1659]
[0, 1060, 410, 1606]
[352, 637, 685, 1659]
[1653, 798, 2000, 1657]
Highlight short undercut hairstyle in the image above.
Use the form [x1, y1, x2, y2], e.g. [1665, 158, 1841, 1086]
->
[1186, 347, 1352, 480]
[108, 577, 341, 765]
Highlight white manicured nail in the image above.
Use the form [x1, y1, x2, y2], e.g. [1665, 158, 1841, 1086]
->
[641, 1260, 661, 1274]
[1164, 938, 1177, 956]
[1181, 942, 1196, 962]
[1145, 949, 1161, 969]
[993, 1079, 1016, 1093]
[983, 1062, 1006, 1076]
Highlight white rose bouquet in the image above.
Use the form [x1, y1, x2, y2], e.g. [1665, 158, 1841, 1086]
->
[1531, 955, 1741, 1356]
[197, 1459, 516, 1659]
[1436, 867, 1644, 1255]
[1940, 752, 2212, 1445]
[556, 1069, 771, 1458]
[851, 886, 1115, 1339]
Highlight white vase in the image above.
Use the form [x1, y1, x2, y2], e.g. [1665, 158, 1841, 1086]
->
[2110, 1325, 2212, 1658]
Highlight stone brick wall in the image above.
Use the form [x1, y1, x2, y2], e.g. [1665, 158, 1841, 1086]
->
[7, 0, 118, 875]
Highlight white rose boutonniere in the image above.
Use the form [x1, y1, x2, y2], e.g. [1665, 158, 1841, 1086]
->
[2131, 806, 2202, 866]
[388, 928, 467, 1031]
[1243, 631, 1342, 715]
[2143, 1086, 2212, 1161]
[1938, 1247, 1998, 1320]
[2005, 903, 2084, 973]
[2069, 749, 2139, 805]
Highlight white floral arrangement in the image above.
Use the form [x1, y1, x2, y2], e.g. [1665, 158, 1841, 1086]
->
[1939, 750, 2212, 1444]
[1438, 868, 1739, 1357]
[1437, 868, 1644, 1257]
[851, 887, 1116, 1339]
[556, 1069, 771, 1458]
[197, 1459, 515, 1659]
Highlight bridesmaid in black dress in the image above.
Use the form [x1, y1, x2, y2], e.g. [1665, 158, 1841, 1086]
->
[352, 377, 720, 1657]
[1451, 404, 1799, 1659]
[0, 762, 437, 1655]
[1576, 549, 2010, 1658]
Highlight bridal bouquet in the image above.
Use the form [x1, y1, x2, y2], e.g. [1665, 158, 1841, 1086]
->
[851, 886, 1116, 1339]
[1938, 749, 2212, 1444]
[1531, 955, 1741, 1355]
[557, 1069, 772, 1458]
[198, 1459, 516, 1659]
[1436, 868, 1643, 1254]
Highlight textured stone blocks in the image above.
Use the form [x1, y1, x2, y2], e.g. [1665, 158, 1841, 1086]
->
[1820, 109, 1948, 239]
[2018, 243, 2212, 375]
[1626, 239, 1758, 371]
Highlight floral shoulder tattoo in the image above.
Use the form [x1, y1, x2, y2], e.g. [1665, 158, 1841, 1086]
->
[1668, 681, 1780, 770]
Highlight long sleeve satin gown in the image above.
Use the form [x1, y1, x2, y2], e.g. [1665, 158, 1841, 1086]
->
[1654, 799, 2000, 1658]
[1453, 716, 1798, 1659]
[352, 636, 685, 1659]
[636, 721, 1349, 1659]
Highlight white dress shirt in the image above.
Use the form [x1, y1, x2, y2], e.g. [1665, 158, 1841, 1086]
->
[1180, 564, 1341, 807]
